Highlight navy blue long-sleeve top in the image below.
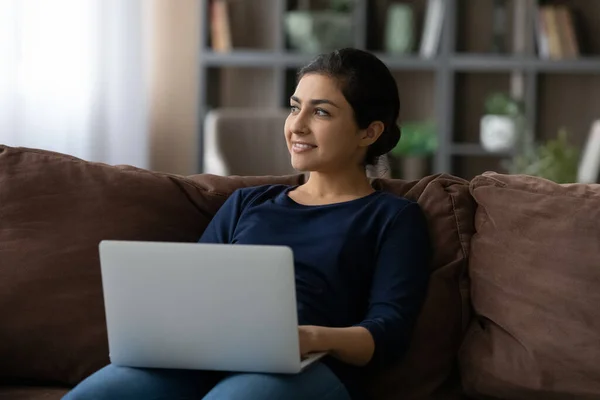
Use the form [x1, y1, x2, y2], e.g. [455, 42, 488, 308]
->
[199, 184, 431, 399]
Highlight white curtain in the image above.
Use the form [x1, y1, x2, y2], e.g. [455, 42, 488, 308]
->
[0, 0, 150, 168]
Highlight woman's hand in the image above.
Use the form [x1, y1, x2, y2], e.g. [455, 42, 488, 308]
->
[298, 325, 375, 366]
[298, 325, 323, 356]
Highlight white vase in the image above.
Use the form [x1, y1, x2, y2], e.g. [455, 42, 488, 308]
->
[480, 115, 517, 153]
[384, 4, 414, 54]
[285, 11, 354, 54]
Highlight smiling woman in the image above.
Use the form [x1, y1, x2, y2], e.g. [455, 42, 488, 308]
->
[285, 48, 402, 205]
[286, 49, 400, 169]
[65, 49, 430, 400]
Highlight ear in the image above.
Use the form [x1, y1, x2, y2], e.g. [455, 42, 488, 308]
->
[358, 121, 385, 148]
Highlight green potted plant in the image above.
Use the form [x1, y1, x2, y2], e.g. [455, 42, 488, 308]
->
[389, 120, 438, 180]
[285, 0, 355, 54]
[503, 128, 580, 183]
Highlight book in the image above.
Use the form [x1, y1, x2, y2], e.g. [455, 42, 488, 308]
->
[578, 120, 600, 184]
[535, 5, 580, 60]
[535, 5, 550, 59]
[555, 6, 571, 58]
[513, 0, 534, 55]
[210, 0, 232, 52]
[544, 6, 563, 59]
[419, 0, 445, 58]
[555, 5, 579, 59]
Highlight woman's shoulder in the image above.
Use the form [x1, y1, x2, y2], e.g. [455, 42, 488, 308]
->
[232, 184, 293, 207]
[374, 190, 419, 209]
[371, 190, 426, 224]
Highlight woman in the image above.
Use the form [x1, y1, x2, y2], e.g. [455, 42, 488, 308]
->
[64, 48, 431, 400]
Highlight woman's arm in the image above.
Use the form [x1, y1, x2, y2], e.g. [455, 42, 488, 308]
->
[301, 202, 431, 368]
[198, 189, 245, 243]
[355, 202, 431, 367]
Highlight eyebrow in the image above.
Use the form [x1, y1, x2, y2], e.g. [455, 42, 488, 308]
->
[290, 95, 340, 108]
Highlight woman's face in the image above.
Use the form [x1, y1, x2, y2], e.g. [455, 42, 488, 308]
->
[284, 73, 367, 173]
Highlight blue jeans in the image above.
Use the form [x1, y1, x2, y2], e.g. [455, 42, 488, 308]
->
[62, 362, 352, 400]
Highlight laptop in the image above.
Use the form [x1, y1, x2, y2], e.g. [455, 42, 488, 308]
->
[98, 240, 326, 374]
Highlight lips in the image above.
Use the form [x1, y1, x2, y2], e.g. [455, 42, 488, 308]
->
[291, 141, 317, 153]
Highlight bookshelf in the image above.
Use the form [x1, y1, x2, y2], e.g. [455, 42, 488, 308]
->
[198, 0, 600, 180]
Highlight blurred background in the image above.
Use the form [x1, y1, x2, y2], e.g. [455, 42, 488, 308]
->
[1, 0, 599, 183]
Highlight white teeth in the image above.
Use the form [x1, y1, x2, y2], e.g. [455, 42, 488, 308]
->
[294, 143, 314, 149]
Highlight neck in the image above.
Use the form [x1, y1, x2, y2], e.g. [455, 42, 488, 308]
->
[302, 167, 374, 199]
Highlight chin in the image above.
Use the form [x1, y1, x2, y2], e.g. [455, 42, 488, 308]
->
[291, 162, 310, 172]
[290, 158, 318, 172]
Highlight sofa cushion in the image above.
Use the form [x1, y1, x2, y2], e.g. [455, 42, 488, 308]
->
[459, 172, 600, 399]
[366, 174, 475, 400]
[0, 386, 68, 400]
[0, 145, 304, 387]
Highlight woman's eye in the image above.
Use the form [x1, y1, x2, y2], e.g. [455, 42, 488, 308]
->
[290, 105, 300, 114]
[315, 108, 329, 117]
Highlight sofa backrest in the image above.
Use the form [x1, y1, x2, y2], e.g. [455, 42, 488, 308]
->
[0, 145, 304, 386]
[459, 172, 600, 399]
[0, 145, 475, 399]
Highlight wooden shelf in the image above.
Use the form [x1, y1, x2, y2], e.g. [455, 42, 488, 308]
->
[451, 143, 514, 157]
[203, 50, 308, 68]
[374, 53, 439, 70]
[451, 54, 600, 72]
[451, 55, 531, 71]
[533, 58, 600, 73]
[204, 50, 600, 74]
[203, 50, 438, 70]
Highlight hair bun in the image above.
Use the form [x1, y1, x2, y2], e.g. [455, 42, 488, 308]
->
[385, 123, 401, 153]
[371, 123, 401, 158]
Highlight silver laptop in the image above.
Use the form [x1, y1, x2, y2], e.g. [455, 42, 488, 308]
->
[98, 240, 325, 374]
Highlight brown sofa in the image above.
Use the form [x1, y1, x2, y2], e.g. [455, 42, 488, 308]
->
[1, 144, 599, 400]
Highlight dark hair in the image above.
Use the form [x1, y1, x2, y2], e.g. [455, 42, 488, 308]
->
[297, 48, 401, 166]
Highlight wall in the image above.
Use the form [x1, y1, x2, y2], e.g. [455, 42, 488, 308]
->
[148, 0, 199, 175]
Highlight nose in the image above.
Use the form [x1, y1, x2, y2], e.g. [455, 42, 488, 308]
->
[289, 111, 309, 136]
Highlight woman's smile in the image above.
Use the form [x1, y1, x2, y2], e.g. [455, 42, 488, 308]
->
[292, 141, 318, 153]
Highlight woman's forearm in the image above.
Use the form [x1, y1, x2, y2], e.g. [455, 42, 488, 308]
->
[313, 326, 375, 367]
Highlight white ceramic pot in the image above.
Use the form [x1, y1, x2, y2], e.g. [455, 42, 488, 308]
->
[480, 114, 517, 153]
[285, 11, 354, 54]
[384, 4, 414, 54]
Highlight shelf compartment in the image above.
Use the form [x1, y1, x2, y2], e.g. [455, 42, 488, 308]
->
[365, 0, 429, 54]
[453, 72, 512, 143]
[456, 0, 519, 54]
[206, 67, 278, 109]
[394, 71, 436, 121]
[537, 73, 600, 149]
[205, 0, 279, 51]
[452, 155, 508, 180]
